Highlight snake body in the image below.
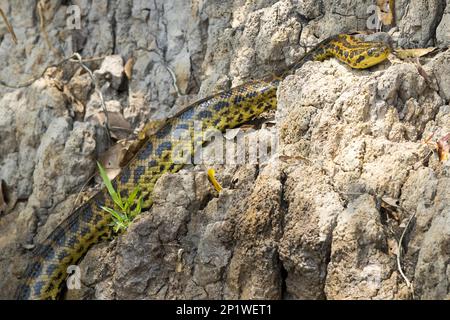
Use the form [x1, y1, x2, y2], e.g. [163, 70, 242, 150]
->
[16, 34, 390, 299]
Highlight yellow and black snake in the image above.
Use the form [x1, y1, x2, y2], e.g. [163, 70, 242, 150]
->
[15, 34, 390, 299]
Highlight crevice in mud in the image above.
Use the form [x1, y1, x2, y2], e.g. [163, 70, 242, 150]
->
[279, 169, 289, 230]
[279, 261, 288, 299]
[198, 192, 214, 212]
[277, 168, 289, 299]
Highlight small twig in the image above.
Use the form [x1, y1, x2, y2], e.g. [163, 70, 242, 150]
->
[0, 55, 74, 88]
[37, 0, 61, 57]
[397, 209, 416, 296]
[164, 64, 182, 96]
[71, 53, 112, 142]
[0, 7, 17, 44]
[0, 54, 107, 89]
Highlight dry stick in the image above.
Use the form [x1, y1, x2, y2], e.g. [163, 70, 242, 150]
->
[164, 64, 182, 96]
[0, 8, 17, 44]
[37, 0, 61, 58]
[0, 54, 107, 88]
[70, 53, 112, 142]
[0, 55, 74, 88]
[397, 209, 416, 296]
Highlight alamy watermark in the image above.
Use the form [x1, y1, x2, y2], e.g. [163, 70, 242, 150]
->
[66, 265, 81, 290]
[170, 121, 278, 166]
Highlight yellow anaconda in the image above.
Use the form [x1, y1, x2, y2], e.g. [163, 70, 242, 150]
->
[16, 34, 390, 299]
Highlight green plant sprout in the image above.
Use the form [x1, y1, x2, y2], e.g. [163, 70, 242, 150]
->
[97, 162, 143, 233]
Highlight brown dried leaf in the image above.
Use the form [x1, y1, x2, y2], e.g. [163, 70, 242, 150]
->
[413, 57, 432, 84]
[387, 238, 399, 256]
[95, 112, 132, 140]
[376, 0, 395, 26]
[107, 112, 132, 140]
[437, 133, 450, 162]
[98, 143, 129, 180]
[395, 48, 437, 60]
[380, 196, 401, 222]
[124, 57, 134, 80]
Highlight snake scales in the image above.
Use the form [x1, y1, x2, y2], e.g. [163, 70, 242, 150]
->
[16, 34, 390, 299]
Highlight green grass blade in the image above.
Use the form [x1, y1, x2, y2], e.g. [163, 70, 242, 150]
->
[97, 162, 124, 210]
[101, 206, 125, 222]
[126, 186, 140, 209]
[131, 196, 143, 219]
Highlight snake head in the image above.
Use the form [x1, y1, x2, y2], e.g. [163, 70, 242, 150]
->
[351, 42, 391, 69]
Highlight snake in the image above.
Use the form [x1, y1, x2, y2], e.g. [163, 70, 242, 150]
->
[15, 34, 390, 299]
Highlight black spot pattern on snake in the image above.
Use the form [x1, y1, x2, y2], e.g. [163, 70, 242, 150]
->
[69, 218, 79, 234]
[149, 159, 158, 168]
[94, 193, 105, 208]
[120, 167, 131, 184]
[176, 123, 190, 130]
[156, 123, 172, 138]
[213, 101, 230, 111]
[137, 142, 153, 160]
[246, 91, 257, 98]
[17, 284, 30, 299]
[17, 34, 391, 300]
[66, 235, 79, 247]
[33, 281, 45, 296]
[43, 245, 55, 260]
[120, 189, 129, 198]
[29, 262, 43, 278]
[134, 165, 145, 184]
[57, 250, 69, 261]
[356, 55, 365, 64]
[81, 206, 93, 224]
[233, 95, 244, 104]
[180, 108, 195, 120]
[93, 213, 103, 225]
[80, 226, 90, 237]
[197, 110, 213, 120]
[156, 141, 172, 156]
[45, 264, 58, 276]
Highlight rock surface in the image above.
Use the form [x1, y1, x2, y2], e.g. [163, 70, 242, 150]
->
[0, 0, 449, 300]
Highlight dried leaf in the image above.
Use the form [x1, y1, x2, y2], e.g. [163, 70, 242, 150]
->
[395, 48, 437, 60]
[437, 132, 450, 162]
[379, 196, 401, 222]
[95, 112, 132, 140]
[414, 57, 432, 84]
[107, 112, 132, 140]
[98, 143, 129, 180]
[124, 58, 134, 80]
[376, 0, 395, 26]
[387, 238, 399, 256]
